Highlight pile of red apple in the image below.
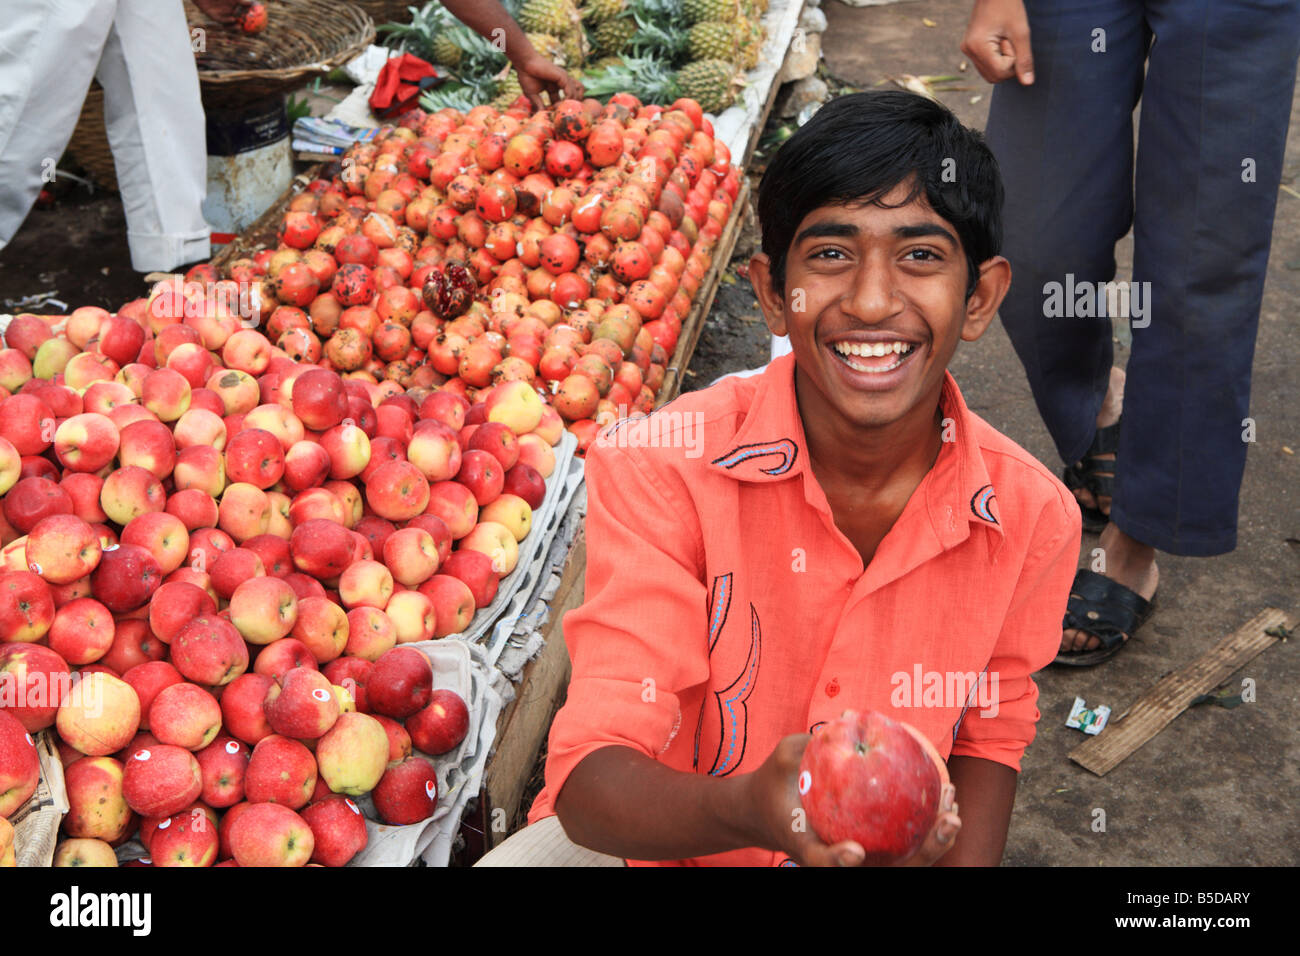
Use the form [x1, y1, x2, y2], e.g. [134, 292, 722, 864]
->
[0, 300, 564, 866]
[192, 93, 739, 454]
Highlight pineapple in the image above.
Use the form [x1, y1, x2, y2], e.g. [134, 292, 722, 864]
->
[580, 55, 679, 103]
[580, 0, 626, 25]
[430, 32, 463, 68]
[681, 0, 737, 27]
[676, 57, 739, 113]
[559, 27, 588, 68]
[526, 31, 564, 64]
[519, 0, 581, 37]
[492, 70, 525, 110]
[685, 20, 737, 63]
[592, 15, 636, 56]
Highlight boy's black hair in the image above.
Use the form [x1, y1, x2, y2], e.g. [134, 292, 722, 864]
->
[757, 90, 1004, 299]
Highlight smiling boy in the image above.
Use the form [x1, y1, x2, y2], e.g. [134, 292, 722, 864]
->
[504, 92, 1080, 867]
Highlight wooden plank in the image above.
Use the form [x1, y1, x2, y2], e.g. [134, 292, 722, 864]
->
[660, 178, 752, 404]
[1068, 608, 1293, 776]
[480, 530, 587, 847]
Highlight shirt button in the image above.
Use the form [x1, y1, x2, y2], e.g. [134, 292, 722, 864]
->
[825, 678, 840, 698]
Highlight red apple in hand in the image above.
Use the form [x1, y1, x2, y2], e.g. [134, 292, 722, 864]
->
[797, 709, 946, 865]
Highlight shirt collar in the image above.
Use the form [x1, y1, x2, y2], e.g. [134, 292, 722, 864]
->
[708, 353, 1005, 546]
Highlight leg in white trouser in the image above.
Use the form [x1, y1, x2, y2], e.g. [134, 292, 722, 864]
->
[0, 0, 116, 255]
[96, 0, 210, 271]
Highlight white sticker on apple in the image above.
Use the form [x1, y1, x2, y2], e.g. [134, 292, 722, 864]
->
[346, 799, 360, 815]
[140, 857, 151, 865]
[25, 733, 34, 747]
[27, 562, 41, 575]
[225, 741, 240, 754]
[157, 817, 171, 830]
[424, 781, 436, 800]
[104, 543, 119, 552]
[135, 749, 151, 761]
[312, 688, 331, 702]
[797, 770, 811, 796]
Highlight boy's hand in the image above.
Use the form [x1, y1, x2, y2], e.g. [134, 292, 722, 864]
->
[511, 53, 584, 110]
[961, 0, 1034, 86]
[745, 733, 961, 867]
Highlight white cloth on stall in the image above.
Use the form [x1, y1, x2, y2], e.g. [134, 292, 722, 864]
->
[0, 0, 210, 272]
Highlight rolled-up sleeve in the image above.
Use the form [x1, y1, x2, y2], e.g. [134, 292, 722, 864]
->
[528, 439, 712, 822]
[950, 490, 1080, 771]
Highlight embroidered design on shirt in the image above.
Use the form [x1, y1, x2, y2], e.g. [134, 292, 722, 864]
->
[711, 438, 798, 475]
[694, 573, 734, 769]
[706, 603, 762, 777]
[970, 483, 999, 524]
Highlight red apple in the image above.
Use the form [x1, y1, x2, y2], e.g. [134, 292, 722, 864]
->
[301, 795, 367, 867]
[406, 688, 470, 756]
[372, 756, 438, 825]
[0, 709, 40, 816]
[366, 646, 433, 719]
[244, 734, 317, 807]
[194, 736, 249, 808]
[220, 673, 276, 745]
[170, 614, 248, 687]
[122, 742, 202, 818]
[0, 642, 70, 731]
[263, 668, 339, 740]
[228, 801, 314, 866]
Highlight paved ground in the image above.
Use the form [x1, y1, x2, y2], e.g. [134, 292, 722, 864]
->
[688, 0, 1300, 866]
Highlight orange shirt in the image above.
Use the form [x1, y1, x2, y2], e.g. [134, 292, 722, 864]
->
[528, 353, 1081, 866]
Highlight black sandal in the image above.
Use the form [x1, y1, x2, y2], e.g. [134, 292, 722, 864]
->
[1063, 420, 1120, 534]
[1053, 568, 1156, 667]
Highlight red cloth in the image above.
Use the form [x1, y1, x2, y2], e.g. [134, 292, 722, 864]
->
[369, 53, 439, 116]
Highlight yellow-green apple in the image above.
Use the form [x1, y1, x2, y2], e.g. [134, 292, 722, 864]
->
[97, 314, 147, 367]
[53, 413, 119, 473]
[172, 407, 227, 452]
[290, 596, 349, 663]
[407, 421, 461, 482]
[57, 671, 141, 756]
[418, 574, 476, 638]
[301, 795, 367, 867]
[89, 542, 162, 614]
[221, 329, 273, 376]
[149, 682, 222, 751]
[372, 713, 412, 765]
[0, 709, 40, 815]
[338, 559, 394, 610]
[33, 337, 80, 379]
[283, 440, 331, 492]
[121, 661, 184, 731]
[485, 379, 544, 434]
[5, 477, 74, 535]
[478, 493, 532, 542]
[367, 646, 433, 718]
[224, 428, 285, 489]
[62, 755, 133, 841]
[166, 488, 218, 532]
[63, 351, 119, 392]
[289, 518, 353, 579]
[121, 512, 189, 575]
[288, 486, 347, 527]
[244, 734, 318, 807]
[150, 807, 219, 867]
[364, 460, 430, 524]
[100, 618, 165, 674]
[172, 445, 225, 498]
[206, 368, 260, 416]
[60, 473, 108, 523]
[228, 801, 314, 866]
[343, 606, 397, 661]
[0, 393, 56, 456]
[438, 550, 499, 609]
[243, 533, 293, 577]
[516, 432, 556, 479]
[425, 481, 478, 539]
[229, 576, 298, 645]
[319, 421, 370, 480]
[195, 736, 249, 808]
[407, 688, 470, 756]
[53, 838, 120, 867]
[332, 682, 356, 713]
[386, 590, 437, 644]
[0, 642, 70, 730]
[218, 482, 271, 543]
[220, 673, 275, 745]
[372, 756, 438, 825]
[170, 614, 248, 686]
[382, 527, 440, 587]
[264, 667, 339, 740]
[48, 598, 115, 665]
[141, 367, 191, 422]
[0, 815, 13, 867]
[316, 711, 389, 796]
[25, 514, 102, 584]
[121, 742, 202, 817]
[0, 437, 19, 497]
[462, 520, 520, 576]
[321, 657, 372, 714]
[0, 350, 33, 393]
[243, 403, 305, 450]
[99, 465, 166, 526]
[0, 568, 56, 642]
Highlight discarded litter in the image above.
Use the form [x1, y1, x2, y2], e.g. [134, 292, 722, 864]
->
[1066, 696, 1111, 735]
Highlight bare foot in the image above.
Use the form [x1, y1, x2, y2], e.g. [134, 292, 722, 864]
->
[1061, 522, 1159, 653]
[1072, 366, 1125, 516]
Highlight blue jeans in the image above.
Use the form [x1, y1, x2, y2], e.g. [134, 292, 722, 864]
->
[987, 0, 1300, 556]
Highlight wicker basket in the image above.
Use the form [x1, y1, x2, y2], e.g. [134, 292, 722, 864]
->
[68, 0, 375, 190]
[354, 0, 419, 28]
